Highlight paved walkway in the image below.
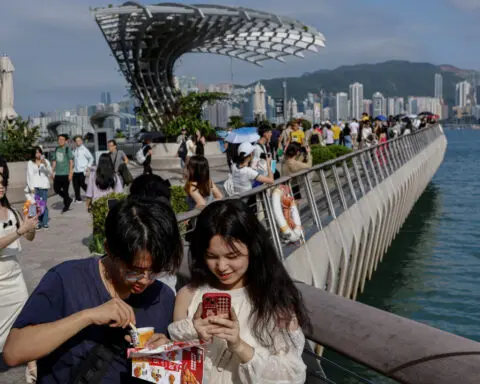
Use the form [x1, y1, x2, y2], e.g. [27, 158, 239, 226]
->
[0, 164, 229, 384]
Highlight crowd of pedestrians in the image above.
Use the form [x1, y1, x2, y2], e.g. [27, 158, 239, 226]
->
[0, 113, 438, 383]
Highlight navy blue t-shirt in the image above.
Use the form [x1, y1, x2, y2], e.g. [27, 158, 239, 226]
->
[13, 257, 175, 384]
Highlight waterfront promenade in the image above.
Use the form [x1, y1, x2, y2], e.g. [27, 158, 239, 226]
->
[0, 163, 228, 384]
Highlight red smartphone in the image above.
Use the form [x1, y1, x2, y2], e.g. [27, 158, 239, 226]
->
[201, 293, 231, 319]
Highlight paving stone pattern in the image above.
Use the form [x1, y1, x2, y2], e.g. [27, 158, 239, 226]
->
[0, 165, 229, 384]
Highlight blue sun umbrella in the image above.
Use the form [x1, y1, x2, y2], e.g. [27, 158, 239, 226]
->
[225, 127, 260, 144]
[375, 115, 387, 122]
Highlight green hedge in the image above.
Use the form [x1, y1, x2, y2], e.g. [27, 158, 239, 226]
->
[170, 185, 189, 214]
[310, 145, 336, 166]
[327, 145, 353, 159]
[88, 187, 189, 254]
[310, 145, 353, 167]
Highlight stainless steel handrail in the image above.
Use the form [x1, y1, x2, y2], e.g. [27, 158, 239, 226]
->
[177, 124, 444, 261]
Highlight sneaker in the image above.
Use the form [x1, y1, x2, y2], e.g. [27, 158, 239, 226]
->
[43, 224, 49, 230]
[62, 197, 73, 213]
[36, 224, 42, 231]
[75, 199, 83, 204]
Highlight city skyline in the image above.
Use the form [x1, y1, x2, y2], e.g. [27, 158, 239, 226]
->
[1, 0, 480, 115]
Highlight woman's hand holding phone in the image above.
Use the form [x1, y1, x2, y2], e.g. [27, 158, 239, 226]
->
[193, 304, 216, 343]
[207, 308, 241, 351]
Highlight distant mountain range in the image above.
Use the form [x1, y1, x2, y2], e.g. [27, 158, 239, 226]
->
[246, 60, 479, 107]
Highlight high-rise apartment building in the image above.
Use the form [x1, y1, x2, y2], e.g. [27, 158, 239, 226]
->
[372, 92, 386, 117]
[203, 100, 232, 128]
[363, 99, 372, 116]
[387, 98, 395, 116]
[394, 97, 404, 115]
[349, 82, 363, 120]
[176, 76, 199, 95]
[253, 82, 266, 120]
[336, 92, 348, 121]
[101, 92, 112, 105]
[456, 81, 471, 107]
[434, 73, 443, 100]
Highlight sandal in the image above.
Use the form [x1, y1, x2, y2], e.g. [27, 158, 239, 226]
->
[25, 363, 37, 383]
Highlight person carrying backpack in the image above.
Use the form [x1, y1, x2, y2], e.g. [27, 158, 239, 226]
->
[176, 128, 188, 169]
[52, 134, 74, 213]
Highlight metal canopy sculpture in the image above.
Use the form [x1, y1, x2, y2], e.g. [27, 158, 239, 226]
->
[93, 2, 326, 129]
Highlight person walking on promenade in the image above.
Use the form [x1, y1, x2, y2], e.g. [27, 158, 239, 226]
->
[286, 120, 305, 147]
[194, 129, 206, 156]
[0, 176, 38, 381]
[253, 124, 273, 186]
[168, 200, 310, 384]
[51, 134, 74, 213]
[343, 123, 353, 149]
[85, 153, 123, 211]
[350, 119, 359, 149]
[72, 136, 94, 203]
[176, 128, 188, 169]
[142, 138, 153, 175]
[3, 197, 183, 383]
[332, 122, 341, 145]
[107, 139, 128, 185]
[26, 147, 52, 230]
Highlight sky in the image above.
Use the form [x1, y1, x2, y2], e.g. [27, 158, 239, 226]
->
[1, 0, 479, 115]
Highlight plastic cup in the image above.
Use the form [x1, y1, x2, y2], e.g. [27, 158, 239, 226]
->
[135, 327, 154, 348]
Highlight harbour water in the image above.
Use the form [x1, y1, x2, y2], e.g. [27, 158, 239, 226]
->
[325, 129, 480, 383]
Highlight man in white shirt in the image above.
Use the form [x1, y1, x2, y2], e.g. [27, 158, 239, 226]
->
[350, 119, 359, 148]
[253, 124, 272, 179]
[73, 136, 94, 203]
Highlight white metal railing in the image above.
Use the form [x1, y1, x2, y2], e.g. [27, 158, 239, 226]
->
[177, 124, 444, 259]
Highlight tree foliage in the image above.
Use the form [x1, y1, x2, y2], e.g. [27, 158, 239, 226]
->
[0, 117, 40, 162]
[163, 92, 229, 140]
[228, 115, 245, 129]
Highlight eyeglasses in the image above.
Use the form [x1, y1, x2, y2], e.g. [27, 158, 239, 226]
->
[124, 269, 161, 282]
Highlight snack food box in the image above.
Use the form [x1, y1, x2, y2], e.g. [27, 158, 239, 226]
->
[128, 339, 207, 384]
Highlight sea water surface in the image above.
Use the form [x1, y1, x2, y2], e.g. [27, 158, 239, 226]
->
[325, 129, 480, 383]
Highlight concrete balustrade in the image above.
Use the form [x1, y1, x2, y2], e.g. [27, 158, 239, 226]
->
[298, 282, 480, 384]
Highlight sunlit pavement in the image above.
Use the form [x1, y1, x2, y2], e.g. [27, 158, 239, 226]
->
[0, 164, 229, 383]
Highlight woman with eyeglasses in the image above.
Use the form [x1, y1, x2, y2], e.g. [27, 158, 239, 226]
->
[0, 176, 37, 380]
[3, 197, 183, 383]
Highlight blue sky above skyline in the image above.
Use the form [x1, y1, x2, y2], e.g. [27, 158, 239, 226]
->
[1, 0, 479, 115]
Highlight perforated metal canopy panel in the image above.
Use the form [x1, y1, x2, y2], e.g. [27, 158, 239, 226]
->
[93, 2, 326, 128]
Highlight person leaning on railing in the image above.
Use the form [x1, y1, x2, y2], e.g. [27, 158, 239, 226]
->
[282, 142, 312, 200]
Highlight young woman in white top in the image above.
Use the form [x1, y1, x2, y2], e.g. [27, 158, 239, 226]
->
[231, 142, 274, 194]
[0, 176, 38, 382]
[168, 200, 309, 384]
[26, 147, 52, 229]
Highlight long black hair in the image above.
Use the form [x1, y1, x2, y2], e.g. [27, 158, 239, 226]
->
[95, 153, 116, 190]
[0, 155, 9, 187]
[189, 200, 310, 347]
[184, 156, 211, 197]
[0, 176, 20, 229]
[31, 146, 43, 160]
